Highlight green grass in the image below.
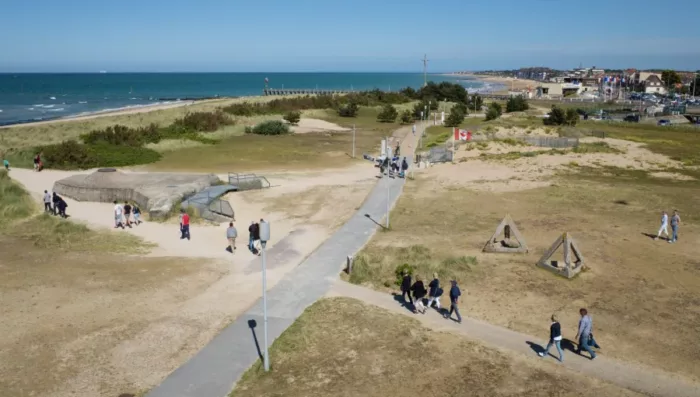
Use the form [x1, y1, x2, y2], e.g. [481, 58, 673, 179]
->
[0, 169, 152, 252]
[0, 170, 35, 226]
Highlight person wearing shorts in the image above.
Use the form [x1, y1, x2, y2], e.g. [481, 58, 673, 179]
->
[133, 204, 141, 225]
[123, 201, 132, 227]
[114, 200, 124, 229]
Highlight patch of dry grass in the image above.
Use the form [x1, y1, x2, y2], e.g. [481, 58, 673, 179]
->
[351, 174, 700, 380]
[232, 297, 642, 397]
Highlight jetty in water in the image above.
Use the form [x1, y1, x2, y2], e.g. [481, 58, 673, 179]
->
[263, 88, 352, 96]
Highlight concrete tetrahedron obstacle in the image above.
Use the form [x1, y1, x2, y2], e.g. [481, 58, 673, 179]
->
[536, 232, 585, 278]
[483, 214, 528, 253]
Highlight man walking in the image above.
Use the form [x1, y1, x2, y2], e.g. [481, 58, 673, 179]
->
[426, 273, 442, 310]
[400, 271, 413, 307]
[248, 221, 256, 252]
[538, 314, 564, 362]
[575, 308, 600, 360]
[654, 211, 669, 241]
[180, 210, 190, 240]
[226, 222, 238, 253]
[412, 124, 416, 136]
[43, 190, 52, 213]
[446, 279, 462, 323]
[123, 201, 132, 228]
[669, 210, 681, 244]
[113, 200, 124, 229]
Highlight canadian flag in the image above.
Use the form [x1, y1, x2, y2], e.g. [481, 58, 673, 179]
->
[454, 128, 471, 141]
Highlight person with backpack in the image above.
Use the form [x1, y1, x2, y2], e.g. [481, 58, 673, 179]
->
[538, 314, 564, 362]
[426, 273, 442, 310]
[575, 308, 600, 360]
[411, 276, 427, 314]
[226, 222, 238, 253]
[400, 157, 409, 178]
[400, 270, 413, 307]
[445, 279, 462, 323]
[123, 201, 132, 227]
[132, 204, 142, 225]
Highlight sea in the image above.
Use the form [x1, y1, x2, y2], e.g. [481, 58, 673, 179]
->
[0, 73, 500, 126]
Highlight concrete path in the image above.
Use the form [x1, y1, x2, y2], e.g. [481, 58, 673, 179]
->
[328, 280, 700, 397]
[146, 126, 416, 397]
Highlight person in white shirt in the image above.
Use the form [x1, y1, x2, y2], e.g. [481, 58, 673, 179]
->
[43, 190, 53, 213]
[113, 200, 124, 229]
[654, 211, 669, 241]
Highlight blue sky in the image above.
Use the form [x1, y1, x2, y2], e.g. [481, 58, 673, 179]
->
[2, 0, 699, 72]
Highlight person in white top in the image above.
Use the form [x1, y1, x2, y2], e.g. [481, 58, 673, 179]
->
[113, 200, 124, 229]
[654, 211, 669, 241]
[43, 190, 52, 213]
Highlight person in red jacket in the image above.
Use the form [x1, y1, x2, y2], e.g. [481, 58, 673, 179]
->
[180, 209, 190, 240]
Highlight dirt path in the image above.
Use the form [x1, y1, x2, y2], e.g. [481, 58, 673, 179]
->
[327, 281, 700, 397]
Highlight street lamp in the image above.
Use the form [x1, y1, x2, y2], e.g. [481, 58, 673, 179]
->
[259, 220, 271, 372]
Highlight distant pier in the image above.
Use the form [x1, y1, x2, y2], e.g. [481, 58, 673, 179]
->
[263, 88, 352, 96]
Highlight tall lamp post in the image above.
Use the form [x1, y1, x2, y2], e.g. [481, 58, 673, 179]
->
[259, 220, 271, 372]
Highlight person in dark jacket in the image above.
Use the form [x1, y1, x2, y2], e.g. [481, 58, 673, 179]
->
[538, 314, 563, 362]
[445, 279, 462, 323]
[52, 192, 60, 215]
[426, 273, 442, 310]
[411, 276, 427, 314]
[400, 157, 409, 178]
[248, 221, 256, 252]
[56, 197, 68, 218]
[400, 271, 413, 307]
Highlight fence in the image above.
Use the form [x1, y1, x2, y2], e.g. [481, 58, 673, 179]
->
[181, 185, 236, 222]
[228, 173, 271, 191]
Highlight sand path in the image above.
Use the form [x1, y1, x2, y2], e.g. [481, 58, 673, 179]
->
[328, 280, 700, 397]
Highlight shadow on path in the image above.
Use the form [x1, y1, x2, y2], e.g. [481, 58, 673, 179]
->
[247, 320, 264, 363]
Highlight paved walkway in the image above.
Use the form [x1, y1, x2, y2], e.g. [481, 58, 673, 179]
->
[146, 126, 416, 397]
[327, 280, 700, 397]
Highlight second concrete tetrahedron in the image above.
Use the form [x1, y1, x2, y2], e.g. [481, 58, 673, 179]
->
[483, 214, 528, 253]
[536, 232, 585, 279]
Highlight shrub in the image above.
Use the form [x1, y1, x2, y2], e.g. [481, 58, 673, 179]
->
[0, 169, 35, 226]
[394, 263, 415, 287]
[377, 104, 399, 123]
[246, 120, 291, 135]
[485, 102, 502, 121]
[444, 106, 465, 127]
[173, 111, 233, 132]
[41, 140, 162, 169]
[337, 102, 359, 117]
[81, 124, 161, 147]
[452, 102, 468, 115]
[400, 109, 413, 124]
[470, 94, 483, 111]
[283, 110, 301, 125]
[544, 106, 578, 126]
[505, 96, 529, 112]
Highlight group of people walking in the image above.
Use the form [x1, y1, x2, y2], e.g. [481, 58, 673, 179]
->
[655, 210, 681, 243]
[379, 156, 409, 179]
[113, 200, 142, 229]
[539, 308, 601, 362]
[43, 190, 68, 218]
[400, 272, 462, 323]
[224, 219, 267, 256]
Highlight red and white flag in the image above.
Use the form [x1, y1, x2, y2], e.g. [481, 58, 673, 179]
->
[454, 128, 471, 141]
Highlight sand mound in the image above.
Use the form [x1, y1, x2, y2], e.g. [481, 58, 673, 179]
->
[650, 172, 695, 181]
[292, 118, 350, 134]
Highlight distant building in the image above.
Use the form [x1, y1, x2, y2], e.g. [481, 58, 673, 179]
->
[644, 75, 667, 94]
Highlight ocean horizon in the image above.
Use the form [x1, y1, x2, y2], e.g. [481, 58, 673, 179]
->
[0, 72, 501, 126]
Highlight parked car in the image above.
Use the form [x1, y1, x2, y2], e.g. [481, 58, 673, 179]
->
[657, 119, 671, 126]
[623, 114, 640, 123]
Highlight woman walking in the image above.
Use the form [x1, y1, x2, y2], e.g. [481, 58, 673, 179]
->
[411, 276, 427, 314]
[426, 273, 442, 310]
[538, 314, 564, 362]
[400, 271, 413, 308]
[132, 204, 142, 225]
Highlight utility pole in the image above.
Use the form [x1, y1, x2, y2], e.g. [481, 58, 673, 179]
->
[352, 124, 356, 158]
[422, 54, 429, 87]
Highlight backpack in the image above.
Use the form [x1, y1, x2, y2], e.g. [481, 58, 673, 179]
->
[436, 288, 444, 297]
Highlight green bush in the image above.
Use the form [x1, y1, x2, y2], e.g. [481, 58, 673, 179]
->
[283, 110, 301, 125]
[399, 109, 413, 124]
[246, 120, 291, 135]
[445, 106, 465, 127]
[544, 106, 578, 126]
[173, 111, 233, 132]
[377, 104, 398, 123]
[394, 263, 415, 287]
[505, 96, 529, 112]
[337, 102, 359, 117]
[41, 140, 161, 170]
[81, 124, 161, 147]
[485, 102, 503, 121]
